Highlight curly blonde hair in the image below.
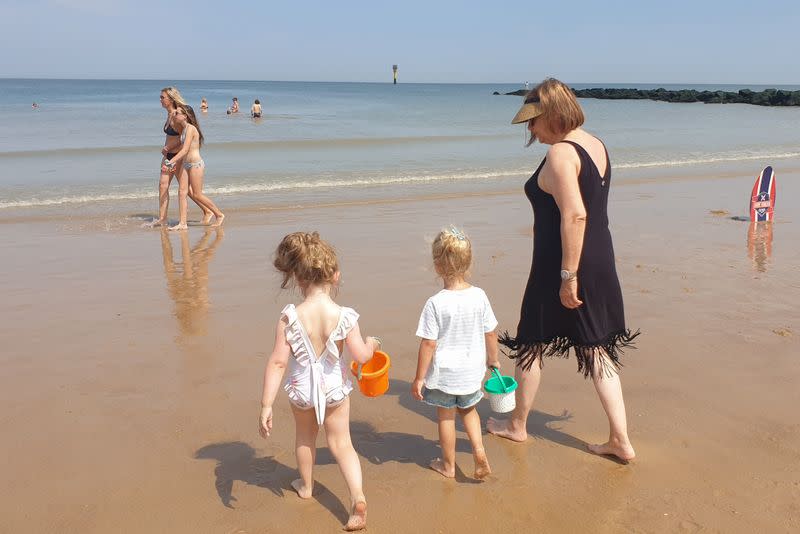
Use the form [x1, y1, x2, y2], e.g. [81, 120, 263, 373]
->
[273, 232, 339, 289]
[432, 226, 472, 280]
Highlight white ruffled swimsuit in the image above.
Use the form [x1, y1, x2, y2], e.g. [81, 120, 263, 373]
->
[282, 304, 357, 425]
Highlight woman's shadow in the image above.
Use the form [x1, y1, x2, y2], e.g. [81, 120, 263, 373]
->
[194, 441, 349, 522]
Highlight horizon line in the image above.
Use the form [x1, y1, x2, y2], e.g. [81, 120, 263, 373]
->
[2, 77, 800, 87]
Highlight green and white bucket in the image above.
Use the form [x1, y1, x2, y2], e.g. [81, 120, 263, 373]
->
[484, 368, 518, 413]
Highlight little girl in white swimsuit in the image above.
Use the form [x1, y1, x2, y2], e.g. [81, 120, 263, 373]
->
[259, 231, 380, 532]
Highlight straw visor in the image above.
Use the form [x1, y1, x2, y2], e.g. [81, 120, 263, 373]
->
[511, 95, 543, 124]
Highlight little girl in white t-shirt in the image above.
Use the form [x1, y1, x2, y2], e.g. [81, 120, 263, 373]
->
[413, 227, 500, 479]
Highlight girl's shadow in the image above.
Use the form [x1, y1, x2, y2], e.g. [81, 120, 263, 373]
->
[194, 442, 349, 522]
[385, 377, 586, 456]
[347, 420, 480, 483]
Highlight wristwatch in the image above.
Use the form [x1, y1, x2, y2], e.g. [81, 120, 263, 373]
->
[560, 269, 577, 281]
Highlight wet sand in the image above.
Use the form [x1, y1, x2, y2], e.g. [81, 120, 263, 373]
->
[1, 172, 798, 533]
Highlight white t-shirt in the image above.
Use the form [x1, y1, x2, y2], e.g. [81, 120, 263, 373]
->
[416, 286, 498, 395]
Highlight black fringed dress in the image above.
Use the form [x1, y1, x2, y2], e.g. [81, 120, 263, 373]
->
[499, 140, 639, 377]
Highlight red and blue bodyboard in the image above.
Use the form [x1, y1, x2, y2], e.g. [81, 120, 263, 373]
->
[750, 166, 776, 222]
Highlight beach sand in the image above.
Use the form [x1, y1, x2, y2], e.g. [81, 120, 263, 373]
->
[1, 172, 798, 533]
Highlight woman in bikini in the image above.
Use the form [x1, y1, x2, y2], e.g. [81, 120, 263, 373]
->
[155, 87, 211, 226]
[165, 105, 224, 230]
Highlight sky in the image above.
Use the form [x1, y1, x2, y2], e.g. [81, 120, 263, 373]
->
[1, 0, 799, 84]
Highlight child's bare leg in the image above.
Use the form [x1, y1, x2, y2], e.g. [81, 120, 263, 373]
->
[431, 407, 456, 478]
[322, 398, 366, 531]
[588, 351, 636, 462]
[458, 405, 491, 479]
[291, 404, 319, 498]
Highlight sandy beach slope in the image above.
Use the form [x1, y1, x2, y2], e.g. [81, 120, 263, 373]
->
[0, 173, 798, 533]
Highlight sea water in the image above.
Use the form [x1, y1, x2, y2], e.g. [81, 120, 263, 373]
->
[1, 79, 799, 218]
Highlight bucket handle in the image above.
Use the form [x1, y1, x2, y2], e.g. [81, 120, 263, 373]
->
[356, 364, 363, 381]
[491, 367, 507, 393]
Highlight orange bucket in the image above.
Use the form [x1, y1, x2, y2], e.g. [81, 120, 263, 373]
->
[350, 350, 391, 397]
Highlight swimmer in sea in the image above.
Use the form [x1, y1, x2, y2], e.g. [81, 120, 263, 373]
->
[251, 99, 262, 118]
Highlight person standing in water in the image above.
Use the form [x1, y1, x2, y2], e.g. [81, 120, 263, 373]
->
[165, 105, 224, 230]
[251, 99, 262, 118]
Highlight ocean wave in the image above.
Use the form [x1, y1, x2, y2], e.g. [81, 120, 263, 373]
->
[2, 149, 799, 210]
[205, 169, 526, 195]
[0, 169, 526, 209]
[615, 151, 800, 169]
[0, 191, 155, 209]
[0, 134, 515, 158]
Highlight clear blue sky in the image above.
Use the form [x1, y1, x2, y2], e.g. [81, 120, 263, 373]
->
[2, 0, 799, 84]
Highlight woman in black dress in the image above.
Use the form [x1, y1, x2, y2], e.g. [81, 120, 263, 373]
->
[488, 79, 638, 462]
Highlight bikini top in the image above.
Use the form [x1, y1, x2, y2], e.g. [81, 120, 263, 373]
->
[163, 119, 180, 137]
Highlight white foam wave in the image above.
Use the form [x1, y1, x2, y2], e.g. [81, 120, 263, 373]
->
[205, 169, 526, 196]
[0, 169, 527, 209]
[0, 191, 155, 209]
[615, 151, 800, 169]
[2, 149, 799, 210]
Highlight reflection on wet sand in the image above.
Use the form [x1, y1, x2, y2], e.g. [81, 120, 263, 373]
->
[160, 227, 224, 337]
[747, 221, 773, 273]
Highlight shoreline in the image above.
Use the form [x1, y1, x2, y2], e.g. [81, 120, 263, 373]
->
[2, 158, 800, 224]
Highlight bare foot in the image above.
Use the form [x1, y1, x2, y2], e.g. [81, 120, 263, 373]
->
[487, 417, 528, 442]
[587, 440, 636, 463]
[290, 478, 313, 499]
[210, 213, 225, 227]
[168, 223, 188, 231]
[201, 212, 214, 225]
[429, 458, 455, 478]
[149, 218, 166, 228]
[344, 500, 367, 531]
[473, 448, 492, 479]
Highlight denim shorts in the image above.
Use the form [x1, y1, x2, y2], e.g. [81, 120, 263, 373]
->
[422, 386, 483, 409]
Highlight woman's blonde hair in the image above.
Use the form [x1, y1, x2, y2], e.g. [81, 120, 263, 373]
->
[432, 226, 472, 280]
[527, 78, 584, 145]
[274, 232, 339, 289]
[161, 86, 187, 108]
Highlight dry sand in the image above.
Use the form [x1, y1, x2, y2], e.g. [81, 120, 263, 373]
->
[1, 172, 798, 533]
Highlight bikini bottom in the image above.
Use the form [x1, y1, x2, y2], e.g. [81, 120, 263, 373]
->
[183, 159, 205, 170]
